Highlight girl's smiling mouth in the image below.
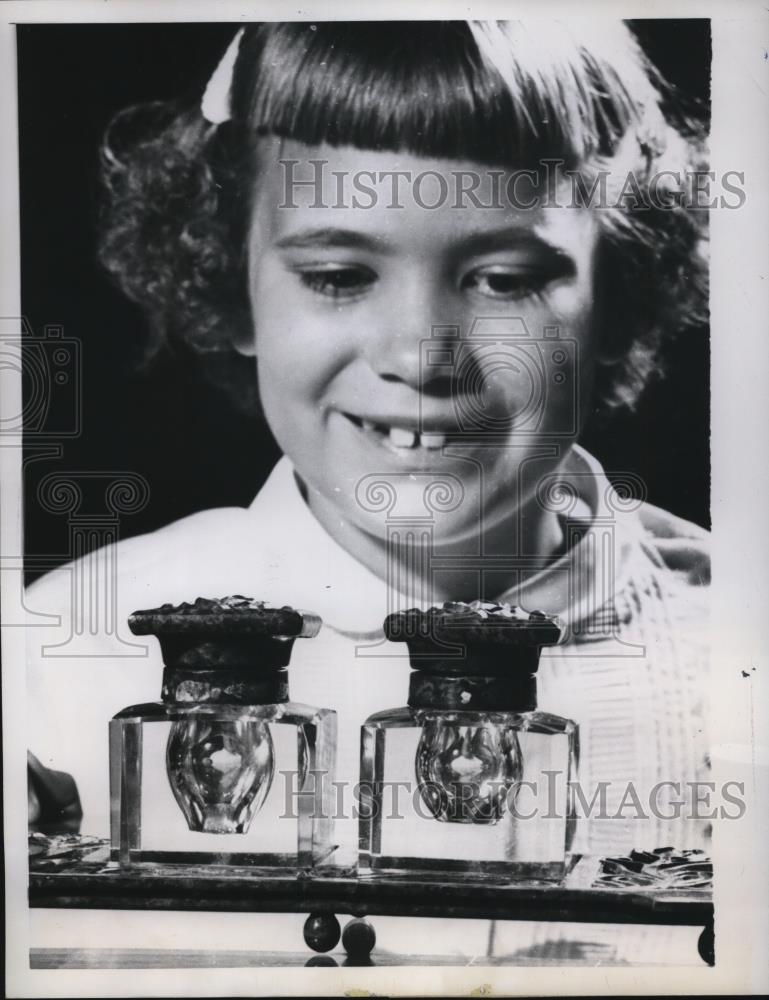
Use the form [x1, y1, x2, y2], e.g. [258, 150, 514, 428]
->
[343, 412, 452, 452]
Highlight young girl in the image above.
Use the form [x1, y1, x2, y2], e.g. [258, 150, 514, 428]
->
[27, 20, 710, 962]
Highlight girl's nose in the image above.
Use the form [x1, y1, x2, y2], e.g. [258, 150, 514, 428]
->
[363, 276, 457, 393]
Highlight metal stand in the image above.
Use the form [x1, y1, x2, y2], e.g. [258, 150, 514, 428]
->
[30, 842, 713, 966]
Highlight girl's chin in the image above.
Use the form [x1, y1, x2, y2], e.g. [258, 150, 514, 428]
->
[305, 472, 519, 551]
[354, 506, 510, 550]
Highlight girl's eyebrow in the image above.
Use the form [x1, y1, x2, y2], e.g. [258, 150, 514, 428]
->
[453, 228, 573, 261]
[273, 228, 392, 253]
[272, 225, 574, 263]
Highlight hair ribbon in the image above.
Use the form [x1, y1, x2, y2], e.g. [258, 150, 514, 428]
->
[201, 28, 244, 124]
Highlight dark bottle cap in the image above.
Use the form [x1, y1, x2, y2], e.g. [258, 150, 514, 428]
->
[384, 601, 561, 711]
[128, 596, 322, 705]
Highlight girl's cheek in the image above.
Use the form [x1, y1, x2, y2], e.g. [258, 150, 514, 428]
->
[539, 290, 596, 347]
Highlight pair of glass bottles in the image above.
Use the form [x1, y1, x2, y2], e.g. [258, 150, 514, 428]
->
[110, 598, 578, 879]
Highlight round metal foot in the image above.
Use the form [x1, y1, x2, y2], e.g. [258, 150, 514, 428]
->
[698, 918, 715, 966]
[342, 917, 376, 961]
[303, 912, 341, 953]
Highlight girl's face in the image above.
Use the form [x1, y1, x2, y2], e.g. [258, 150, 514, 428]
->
[245, 140, 600, 549]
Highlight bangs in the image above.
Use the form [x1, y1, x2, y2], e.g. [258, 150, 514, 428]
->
[229, 21, 662, 169]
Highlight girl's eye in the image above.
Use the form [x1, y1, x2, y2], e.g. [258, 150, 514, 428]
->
[461, 267, 548, 301]
[297, 266, 376, 300]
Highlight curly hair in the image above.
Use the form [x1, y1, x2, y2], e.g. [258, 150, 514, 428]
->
[98, 21, 708, 418]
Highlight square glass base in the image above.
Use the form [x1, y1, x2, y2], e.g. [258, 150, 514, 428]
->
[110, 701, 337, 870]
[359, 707, 578, 882]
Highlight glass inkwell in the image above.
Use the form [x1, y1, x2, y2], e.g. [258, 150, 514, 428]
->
[359, 602, 579, 880]
[110, 596, 337, 869]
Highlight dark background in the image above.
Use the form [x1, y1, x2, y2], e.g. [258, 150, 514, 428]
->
[19, 22, 711, 582]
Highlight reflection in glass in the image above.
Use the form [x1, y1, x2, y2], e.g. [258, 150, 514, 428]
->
[166, 719, 275, 834]
[415, 722, 522, 824]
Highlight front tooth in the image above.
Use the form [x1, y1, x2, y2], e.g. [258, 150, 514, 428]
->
[389, 426, 417, 448]
[419, 432, 446, 449]
[361, 420, 375, 432]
